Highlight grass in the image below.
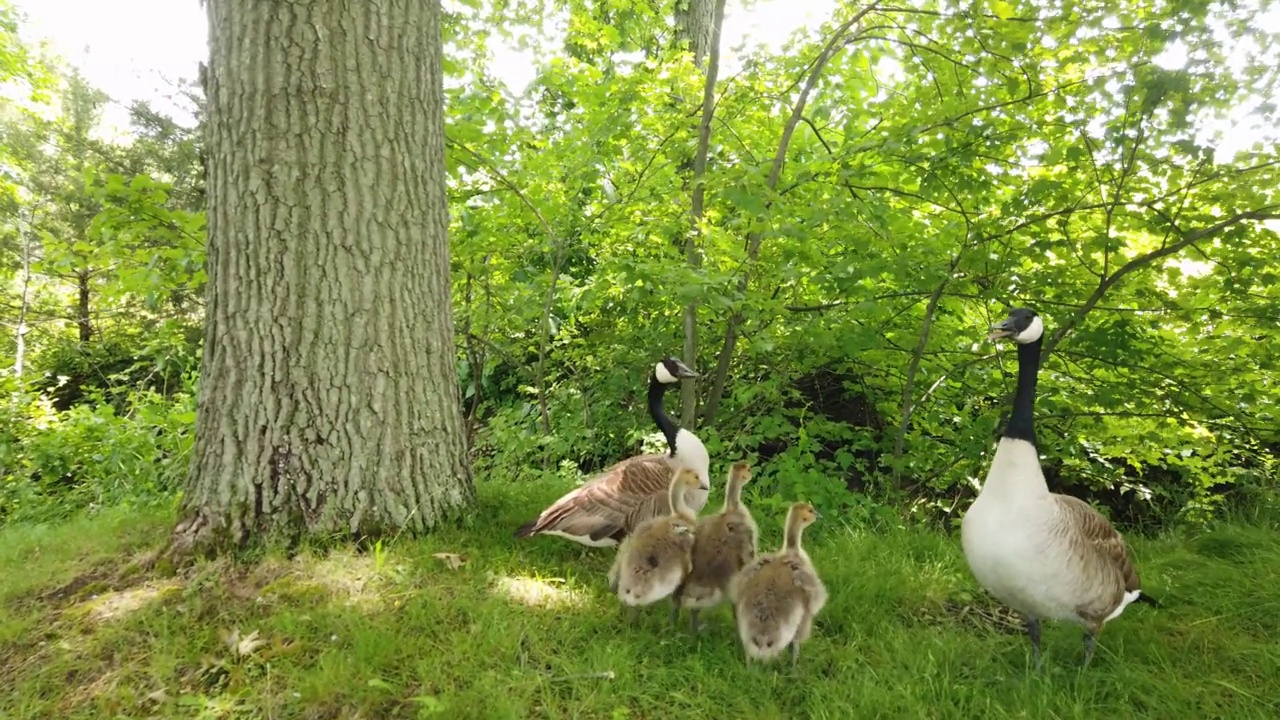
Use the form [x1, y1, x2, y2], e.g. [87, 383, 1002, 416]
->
[1, 479, 1278, 719]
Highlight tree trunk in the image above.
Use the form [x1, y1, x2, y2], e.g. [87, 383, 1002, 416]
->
[14, 204, 37, 377]
[677, 0, 726, 428]
[675, 0, 717, 66]
[171, 0, 474, 557]
[75, 270, 92, 343]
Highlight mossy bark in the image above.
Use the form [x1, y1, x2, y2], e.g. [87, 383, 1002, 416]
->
[172, 0, 473, 558]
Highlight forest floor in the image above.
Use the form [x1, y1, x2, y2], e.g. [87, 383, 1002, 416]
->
[2, 479, 1278, 720]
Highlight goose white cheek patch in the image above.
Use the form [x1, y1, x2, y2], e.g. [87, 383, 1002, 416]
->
[654, 362, 677, 384]
[1016, 316, 1045, 344]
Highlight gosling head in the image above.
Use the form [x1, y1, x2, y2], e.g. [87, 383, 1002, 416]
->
[787, 502, 821, 530]
[729, 461, 752, 485]
[654, 356, 698, 384]
[673, 468, 702, 492]
[987, 307, 1043, 344]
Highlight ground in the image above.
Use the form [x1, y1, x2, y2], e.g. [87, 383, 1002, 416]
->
[1, 479, 1278, 719]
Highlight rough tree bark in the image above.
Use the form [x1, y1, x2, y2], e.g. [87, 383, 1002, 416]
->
[675, 0, 717, 66]
[170, 0, 474, 557]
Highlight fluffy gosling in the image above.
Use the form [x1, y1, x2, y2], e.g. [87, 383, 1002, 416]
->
[674, 461, 758, 632]
[728, 502, 826, 668]
[607, 468, 702, 622]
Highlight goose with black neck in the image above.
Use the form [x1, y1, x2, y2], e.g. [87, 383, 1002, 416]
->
[514, 357, 711, 547]
[960, 307, 1160, 669]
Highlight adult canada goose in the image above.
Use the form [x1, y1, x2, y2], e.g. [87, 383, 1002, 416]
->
[960, 307, 1160, 668]
[607, 468, 702, 621]
[674, 461, 758, 632]
[728, 502, 827, 668]
[514, 357, 710, 547]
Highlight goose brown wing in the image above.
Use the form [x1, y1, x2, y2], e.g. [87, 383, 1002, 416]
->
[1054, 493, 1142, 592]
[620, 458, 683, 533]
[515, 453, 673, 542]
[617, 457, 681, 532]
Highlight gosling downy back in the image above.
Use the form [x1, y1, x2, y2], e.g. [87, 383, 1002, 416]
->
[515, 357, 710, 547]
[729, 502, 826, 666]
[607, 468, 702, 609]
[960, 306, 1159, 668]
[675, 461, 759, 627]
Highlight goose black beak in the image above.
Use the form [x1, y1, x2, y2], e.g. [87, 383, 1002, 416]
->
[673, 359, 699, 378]
[988, 320, 1015, 341]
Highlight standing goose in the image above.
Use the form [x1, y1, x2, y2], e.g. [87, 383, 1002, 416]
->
[514, 357, 711, 547]
[960, 307, 1160, 668]
[728, 502, 827, 668]
[674, 461, 758, 632]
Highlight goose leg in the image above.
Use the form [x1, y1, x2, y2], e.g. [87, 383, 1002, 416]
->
[689, 608, 701, 633]
[1082, 630, 1097, 668]
[1022, 613, 1043, 669]
[668, 600, 680, 627]
[789, 640, 800, 669]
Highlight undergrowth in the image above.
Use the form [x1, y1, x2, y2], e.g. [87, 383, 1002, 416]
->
[1, 477, 1278, 719]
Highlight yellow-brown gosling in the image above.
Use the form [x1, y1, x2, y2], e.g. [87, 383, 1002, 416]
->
[607, 468, 702, 622]
[673, 460, 758, 632]
[728, 502, 826, 668]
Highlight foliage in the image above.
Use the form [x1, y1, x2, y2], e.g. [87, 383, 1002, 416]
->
[0, 0, 1277, 529]
[0, 38, 204, 523]
[444, 0, 1280, 528]
[2, 478, 1280, 717]
[0, 371, 195, 524]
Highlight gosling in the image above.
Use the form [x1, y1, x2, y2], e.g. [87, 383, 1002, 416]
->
[674, 461, 758, 632]
[728, 502, 826, 668]
[607, 468, 702, 622]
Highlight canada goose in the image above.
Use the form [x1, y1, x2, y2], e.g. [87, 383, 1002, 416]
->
[728, 502, 826, 668]
[514, 357, 711, 547]
[960, 307, 1160, 668]
[607, 468, 702, 620]
[673, 461, 758, 632]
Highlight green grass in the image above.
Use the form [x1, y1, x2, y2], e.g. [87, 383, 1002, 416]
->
[1, 479, 1278, 719]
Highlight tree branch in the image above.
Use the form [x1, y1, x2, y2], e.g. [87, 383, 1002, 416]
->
[702, 1, 883, 427]
[892, 277, 950, 478]
[1042, 206, 1280, 358]
[449, 139, 560, 436]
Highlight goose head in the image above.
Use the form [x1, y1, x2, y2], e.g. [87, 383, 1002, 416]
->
[988, 307, 1043, 344]
[654, 357, 698, 385]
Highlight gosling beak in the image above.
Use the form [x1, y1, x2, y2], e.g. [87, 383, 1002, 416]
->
[672, 359, 699, 379]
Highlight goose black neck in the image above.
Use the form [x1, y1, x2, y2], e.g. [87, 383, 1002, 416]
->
[648, 376, 680, 455]
[1003, 338, 1041, 445]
